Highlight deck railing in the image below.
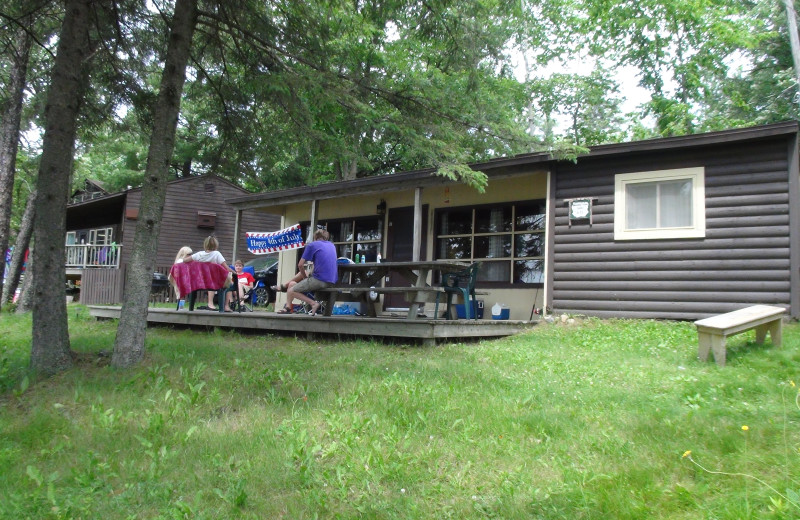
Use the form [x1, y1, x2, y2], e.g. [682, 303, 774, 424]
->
[65, 244, 122, 269]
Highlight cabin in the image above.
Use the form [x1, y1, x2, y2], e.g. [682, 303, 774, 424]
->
[226, 121, 800, 321]
[66, 174, 280, 304]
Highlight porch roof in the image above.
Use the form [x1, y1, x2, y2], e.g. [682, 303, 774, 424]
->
[66, 191, 127, 230]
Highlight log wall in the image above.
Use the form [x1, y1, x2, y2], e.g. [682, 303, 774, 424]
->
[551, 136, 794, 320]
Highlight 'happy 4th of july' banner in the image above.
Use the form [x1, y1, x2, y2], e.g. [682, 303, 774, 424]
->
[246, 224, 305, 254]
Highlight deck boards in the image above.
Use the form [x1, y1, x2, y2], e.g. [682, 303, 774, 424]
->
[87, 306, 535, 345]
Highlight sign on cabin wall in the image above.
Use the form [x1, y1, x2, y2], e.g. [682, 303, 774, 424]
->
[566, 198, 596, 226]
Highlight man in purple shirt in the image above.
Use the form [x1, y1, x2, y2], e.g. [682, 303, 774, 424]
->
[277, 228, 338, 315]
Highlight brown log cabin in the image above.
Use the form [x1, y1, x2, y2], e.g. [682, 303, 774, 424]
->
[65, 174, 280, 304]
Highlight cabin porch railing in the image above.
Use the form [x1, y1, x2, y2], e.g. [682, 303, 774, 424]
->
[65, 244, 122, 269]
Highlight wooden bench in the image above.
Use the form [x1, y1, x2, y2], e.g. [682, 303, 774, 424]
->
[694, 305, 785, 366]
[315, 286, 446, 317]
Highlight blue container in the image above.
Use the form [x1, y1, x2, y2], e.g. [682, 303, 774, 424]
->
[455, 300, 484, 319]
[492, 308, 510, 320]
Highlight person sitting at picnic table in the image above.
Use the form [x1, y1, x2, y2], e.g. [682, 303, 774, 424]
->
[177, 236, 232, 310]
[227, 259, 255, 308]
[274, 228, 337, 316]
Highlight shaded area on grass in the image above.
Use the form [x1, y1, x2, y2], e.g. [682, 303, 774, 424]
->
[1, 310, 799, 518]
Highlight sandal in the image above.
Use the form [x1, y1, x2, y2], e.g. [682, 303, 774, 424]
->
[308, 302, 321, 317]
[276, 305, 293, 314]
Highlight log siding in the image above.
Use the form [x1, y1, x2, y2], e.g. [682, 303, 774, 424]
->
[120, 175, 280, 267]
[551, 137, 795, 320]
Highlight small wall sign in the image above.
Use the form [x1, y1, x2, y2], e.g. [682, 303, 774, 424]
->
[566, 198, 596, 227]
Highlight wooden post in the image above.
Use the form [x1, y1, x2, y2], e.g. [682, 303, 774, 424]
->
[231, 209, 242, 262]
[309, 199, 319, 242]
[413, 187, 422, 262]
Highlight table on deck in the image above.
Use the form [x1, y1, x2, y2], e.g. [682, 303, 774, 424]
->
[168, 262, 232, 310]
[320, 260, 470, 320]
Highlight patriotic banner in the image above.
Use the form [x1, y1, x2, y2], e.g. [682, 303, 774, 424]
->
[246, 224, 305, 254]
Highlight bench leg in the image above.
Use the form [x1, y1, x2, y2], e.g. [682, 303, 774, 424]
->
[756, 320, 782, 347]
[698, 332, 727, 367]
[323, 293, 337, 317]
[755, 324, 768, 344]
[771, 320, 783, 347]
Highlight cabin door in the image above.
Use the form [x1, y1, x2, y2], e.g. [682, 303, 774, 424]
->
[383, 206, 427, 310]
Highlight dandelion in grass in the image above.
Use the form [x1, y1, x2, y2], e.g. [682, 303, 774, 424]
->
[742, 425, 749, 431]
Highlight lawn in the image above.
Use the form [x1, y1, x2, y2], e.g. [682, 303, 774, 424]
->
[1, 307, 799, 519]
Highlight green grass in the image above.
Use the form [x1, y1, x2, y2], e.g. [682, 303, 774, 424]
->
[1, 307, 799, 519]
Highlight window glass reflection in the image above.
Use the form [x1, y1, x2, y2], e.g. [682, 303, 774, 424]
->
[516, 204, 546, 231]
[478, 261, 510, 282]
[474, 235, 511, 258]
[475, 207, 512, 233]
[438, 208, 472, 235]
[437, 237, 471, 259]
[435, 201, 546, 285]
[338, 221, 354, 242]
[515, 234, 544, 257]
[514, 259, 544, 283]
[355, 218, 381, 241]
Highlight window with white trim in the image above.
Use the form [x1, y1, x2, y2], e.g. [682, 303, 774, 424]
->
[614, 167, 705, 240]
[89, 227, 114, 245]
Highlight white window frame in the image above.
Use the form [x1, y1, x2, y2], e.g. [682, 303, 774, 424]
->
[614, 167, 705, 240]
[88, 227, 114, 246]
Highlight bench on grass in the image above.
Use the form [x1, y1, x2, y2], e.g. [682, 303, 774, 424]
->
[694, 305, 785, 367]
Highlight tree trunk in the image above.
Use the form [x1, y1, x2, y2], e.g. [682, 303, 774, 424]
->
[0, 26, 32, 312]
[31, 0, 92, 375]
[16, 246, 33, 313]
[783, 0, 800, 91]
[112, 0, 198, 368]
[2, 188, 35, 304]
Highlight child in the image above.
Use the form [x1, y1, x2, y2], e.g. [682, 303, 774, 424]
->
[181, 236, 231, 310]
[174, 246, 193, 264]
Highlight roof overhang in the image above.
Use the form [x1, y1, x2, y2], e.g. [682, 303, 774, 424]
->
[226, 121, 799, 211]
[66, 192, 127, 230]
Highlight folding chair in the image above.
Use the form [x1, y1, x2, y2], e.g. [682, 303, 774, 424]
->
[233, 265, 257, 312]
[215, 271, 240, 312]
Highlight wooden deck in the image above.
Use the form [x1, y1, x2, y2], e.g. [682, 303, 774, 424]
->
[87, 306, 536, 345]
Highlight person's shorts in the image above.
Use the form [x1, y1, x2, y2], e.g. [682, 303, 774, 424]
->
[292, 276, 332, 294]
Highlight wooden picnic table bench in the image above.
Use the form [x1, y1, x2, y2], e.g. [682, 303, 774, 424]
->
[318, 260, 470, 320]
[315, 286, 446, 317]
[694, 304, 785, 366]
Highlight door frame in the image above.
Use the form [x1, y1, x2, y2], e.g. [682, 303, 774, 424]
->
[384, 205, 428, 310]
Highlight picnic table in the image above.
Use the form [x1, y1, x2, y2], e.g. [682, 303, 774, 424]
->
[168, 262, 232, 311]
[315, 260, 470, 320]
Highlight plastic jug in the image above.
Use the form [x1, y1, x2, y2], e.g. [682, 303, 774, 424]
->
[492, 303, 509, 320]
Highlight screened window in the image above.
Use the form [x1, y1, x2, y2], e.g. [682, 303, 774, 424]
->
[435, 201, 546, 284]
[614, 167, 705, 240]
[301, 216, 383, 262]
